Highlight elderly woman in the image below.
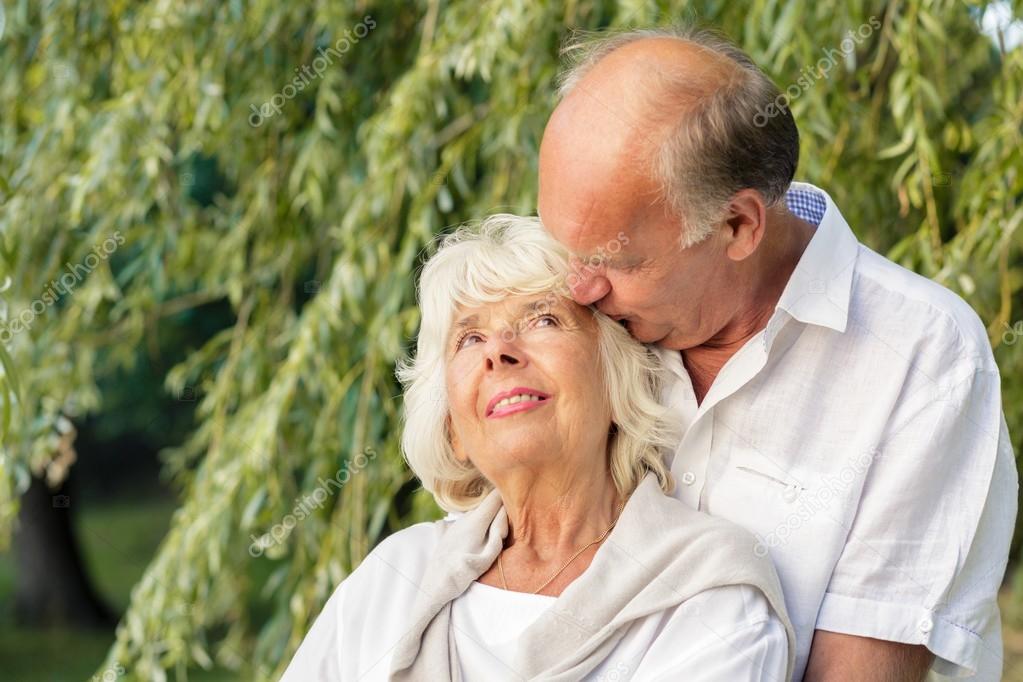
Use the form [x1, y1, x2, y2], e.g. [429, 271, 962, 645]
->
[282, 215, 794, 681]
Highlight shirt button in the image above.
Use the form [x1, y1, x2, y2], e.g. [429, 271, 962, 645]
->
[919, 617, 933, 634]
[782, 485, 799, 503]
[681, 472, 696, 486]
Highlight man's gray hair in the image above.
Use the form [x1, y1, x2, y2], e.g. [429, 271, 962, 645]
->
[557, 26, 800, 248]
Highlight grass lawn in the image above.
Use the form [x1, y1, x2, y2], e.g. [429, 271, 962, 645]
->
[0, 494, 239, 681]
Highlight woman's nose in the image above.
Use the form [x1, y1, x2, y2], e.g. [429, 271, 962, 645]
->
[484, 333, 525, 371]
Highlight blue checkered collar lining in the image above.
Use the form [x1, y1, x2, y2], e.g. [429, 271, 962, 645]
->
[771, 182, 860, 335]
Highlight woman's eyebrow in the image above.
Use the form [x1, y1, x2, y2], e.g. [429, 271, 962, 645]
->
[516, 298, 586, 326]
[450, 300, 573, 338]
[452, 313, 480, 331]
[517, 300, 552, 317]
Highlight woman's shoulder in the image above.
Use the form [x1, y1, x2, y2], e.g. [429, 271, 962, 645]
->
[679, 583, 777, 626]
[630, 583, 790, 681]
[371, 519, 446, 556]
[635, 482, 786, 597]
[292, 520, 449, 679]
[644, 481, 762, 552]
[350, 519, 447, 585]
[336, 520, 448, 629]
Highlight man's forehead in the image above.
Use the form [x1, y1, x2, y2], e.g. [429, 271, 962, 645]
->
[541, 203, 621, 252]
[538, 209, 636, 268]
[538, 149, 655, 261]
[538, 114, 651, 245]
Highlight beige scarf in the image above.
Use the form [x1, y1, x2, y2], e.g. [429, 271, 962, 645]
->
[388, 471, 796, 681]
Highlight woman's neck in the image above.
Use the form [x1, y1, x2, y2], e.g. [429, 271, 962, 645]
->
[498, 469, 623, 561]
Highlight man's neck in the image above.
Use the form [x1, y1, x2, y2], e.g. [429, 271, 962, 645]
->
[682, 211, 816, 403]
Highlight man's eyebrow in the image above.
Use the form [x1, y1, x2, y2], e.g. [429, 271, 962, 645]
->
[573, 251, 632, 269]
[609, 255, 642, 269]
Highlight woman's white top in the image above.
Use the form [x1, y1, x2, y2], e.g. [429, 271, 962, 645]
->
[281, 522, 788, 681]
[452, 580, 786, 681]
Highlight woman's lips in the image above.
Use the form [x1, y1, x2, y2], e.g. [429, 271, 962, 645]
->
[485, 387, 552, 418]
[487, 397, 550, 419]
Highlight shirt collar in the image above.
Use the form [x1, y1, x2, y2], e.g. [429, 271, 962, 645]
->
[652, 182, 860, 376]
[773, 181, 860, 335]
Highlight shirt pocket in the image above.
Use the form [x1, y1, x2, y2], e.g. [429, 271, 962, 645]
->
[734, 465, 806, 504]
[705, 455, 831, 560]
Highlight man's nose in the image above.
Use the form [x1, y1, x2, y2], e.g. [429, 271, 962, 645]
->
[568, 263, 612, 306]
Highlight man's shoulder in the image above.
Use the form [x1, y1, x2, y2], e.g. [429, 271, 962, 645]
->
[849, 245, 995, 370]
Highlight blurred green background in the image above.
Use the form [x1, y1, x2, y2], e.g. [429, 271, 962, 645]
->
[0, 0, 1021, 680]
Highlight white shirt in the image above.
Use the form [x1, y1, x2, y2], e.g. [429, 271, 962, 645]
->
[280, 523, 789, 681]
[653, 182, 1016, 680]
[453, 581, 787, 681]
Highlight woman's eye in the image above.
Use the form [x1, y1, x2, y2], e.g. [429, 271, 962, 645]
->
[531, 314, 559, 329]
[455, 332, 483, 350]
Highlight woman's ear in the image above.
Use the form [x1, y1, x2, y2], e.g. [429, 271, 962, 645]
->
[447, 417, 469, 463]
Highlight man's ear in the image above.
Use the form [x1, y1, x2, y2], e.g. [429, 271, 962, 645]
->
[723, 189, 768, 262]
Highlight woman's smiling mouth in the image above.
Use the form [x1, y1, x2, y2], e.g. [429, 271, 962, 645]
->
[486, 387, 551, 418]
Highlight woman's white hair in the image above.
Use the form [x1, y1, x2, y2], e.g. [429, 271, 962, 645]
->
[396, 214, 677, 512]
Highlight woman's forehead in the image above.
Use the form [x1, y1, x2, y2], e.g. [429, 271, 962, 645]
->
[450, 293, 589, 328]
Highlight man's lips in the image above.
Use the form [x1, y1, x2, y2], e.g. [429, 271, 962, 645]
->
[485, 387, 552, 418]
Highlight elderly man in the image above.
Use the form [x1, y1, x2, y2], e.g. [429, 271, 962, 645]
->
[537, 27, 1017, 682]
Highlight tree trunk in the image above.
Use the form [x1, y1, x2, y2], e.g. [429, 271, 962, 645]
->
[12, 472, 117, 630]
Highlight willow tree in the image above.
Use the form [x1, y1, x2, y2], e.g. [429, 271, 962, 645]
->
[0, 0, 1020, 679]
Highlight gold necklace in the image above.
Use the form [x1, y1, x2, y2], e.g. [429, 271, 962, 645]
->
[498, 496, 627, 595]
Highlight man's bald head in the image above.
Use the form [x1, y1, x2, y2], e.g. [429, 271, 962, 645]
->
[536, 27, 804, 351]
[560, 35, 743, 113]
[540, 26, 799, 248]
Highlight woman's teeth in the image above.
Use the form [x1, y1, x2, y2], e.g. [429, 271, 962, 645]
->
[493, 394, 544, 410]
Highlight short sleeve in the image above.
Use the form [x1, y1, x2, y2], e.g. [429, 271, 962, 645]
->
[816, 365, 1017, 678]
